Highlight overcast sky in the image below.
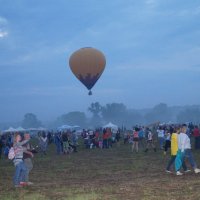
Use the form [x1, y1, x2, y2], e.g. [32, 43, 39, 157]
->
[0, 0, 200, 122]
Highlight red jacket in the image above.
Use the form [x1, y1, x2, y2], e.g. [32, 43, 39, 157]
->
[193, 128, 200, 137]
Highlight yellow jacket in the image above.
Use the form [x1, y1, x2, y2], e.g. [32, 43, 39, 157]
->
[171, 133, 178, 156]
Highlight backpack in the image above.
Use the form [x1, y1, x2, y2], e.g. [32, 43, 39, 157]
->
[8, 147, 15, 160]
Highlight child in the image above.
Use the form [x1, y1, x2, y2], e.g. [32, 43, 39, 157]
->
[13, 133, 32, 187]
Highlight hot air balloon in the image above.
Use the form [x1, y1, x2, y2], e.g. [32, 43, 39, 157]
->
[69, 47, 106, 95]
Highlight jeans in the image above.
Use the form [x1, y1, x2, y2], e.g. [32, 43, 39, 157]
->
[167, 155, 187, 171]
[55, 142, 62, 154]
[158, 137, 165, 149]
[103, 139, 108, 148]
[164, 140, 171, 152]
[184, 149, 197, 169]
[195, 137, 200, 149]
[175, 150, 185, 171]
[13, 161, 27, 186]
[24, 158, 33, 182]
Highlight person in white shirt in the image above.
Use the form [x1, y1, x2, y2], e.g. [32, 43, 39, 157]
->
[157, 127, 165, 150]
[175, 124, 200, 175]
[144, 128, 156, 152]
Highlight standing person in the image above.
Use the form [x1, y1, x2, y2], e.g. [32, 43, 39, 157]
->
[12, 133, 32, 187]
[102, 129, 108, 149]
[163, 129, 171, 155]
[4, 143, 10, 159]
[39, 132, 48, 155]
[193, 126, 200, 150]
[62, 132, 69, 154]
[157, 127, 165, 150]
[47, 131, 53, 144]
[132, 128, 139, 153]
[54, 132, 62, 154]
[123, 132, 128, 144]
[107, 128, 112, 148]
[0, 136, 3, 159]
[166, 127, 188, 173]
[138, 127, 145, 149]
[144, 128, 156, 152]
[175, 124, 200, 175]
[23, 133, 34, 185]
[115, 130, 121, 147]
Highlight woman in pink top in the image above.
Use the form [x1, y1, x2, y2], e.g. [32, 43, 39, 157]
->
[132, 127, 139, 153]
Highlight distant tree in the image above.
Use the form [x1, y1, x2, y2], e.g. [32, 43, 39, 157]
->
[88, 102, 103, 127]
[59, 111, 87, 128]
[154, 103, 168, 114]
[126, 110, 144, 127]
[22, 113, 42, 128]
[144, 103, 171, 124]
[177, 108, 200, 124]
[88, 102, 102, 117]
[101, 103, 127, 125]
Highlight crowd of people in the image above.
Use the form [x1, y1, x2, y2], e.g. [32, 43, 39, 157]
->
[0, 122, 200, 187]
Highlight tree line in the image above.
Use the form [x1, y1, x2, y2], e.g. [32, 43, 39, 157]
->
[18, 103, 200, 129]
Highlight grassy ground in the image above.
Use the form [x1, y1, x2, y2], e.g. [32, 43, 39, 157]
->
[0, 142, 200, 200]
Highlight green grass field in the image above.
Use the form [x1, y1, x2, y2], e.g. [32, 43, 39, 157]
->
[1, 143, 200, 200]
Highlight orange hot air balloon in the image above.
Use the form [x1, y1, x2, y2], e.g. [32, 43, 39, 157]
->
[69, 47, 106, 95]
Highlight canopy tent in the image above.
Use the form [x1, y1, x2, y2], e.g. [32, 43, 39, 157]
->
[27, 127, 47, 131]
[58, 125, 72, 131]
[3, 127, 18, 133]
[16, 127, 26, 132]
[103, 122, 118, 131]
[57, 125, 81, 132]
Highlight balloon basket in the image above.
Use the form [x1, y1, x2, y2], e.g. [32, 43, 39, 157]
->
[88, 91, 92, 95]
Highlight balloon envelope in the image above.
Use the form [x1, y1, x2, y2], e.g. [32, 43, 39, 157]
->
[69, 47, 106, 92]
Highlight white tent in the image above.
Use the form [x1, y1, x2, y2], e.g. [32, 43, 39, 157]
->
[27, 127, 47, 131]
[58, 125, 72, 131]
[16, 127, 26, 132]
[103, 122, 118, 130]
[3, 127, 18, 133]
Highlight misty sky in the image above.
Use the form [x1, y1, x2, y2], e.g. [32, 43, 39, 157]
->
[0, 0, 200, 122]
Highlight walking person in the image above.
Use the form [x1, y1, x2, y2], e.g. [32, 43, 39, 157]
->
[175, 124, 200, 175]
[166, 127, 188, 174]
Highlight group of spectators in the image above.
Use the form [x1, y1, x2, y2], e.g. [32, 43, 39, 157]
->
[0, 122, 200, 187]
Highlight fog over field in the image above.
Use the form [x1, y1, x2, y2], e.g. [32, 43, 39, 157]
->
[0, 0, 200, 125]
